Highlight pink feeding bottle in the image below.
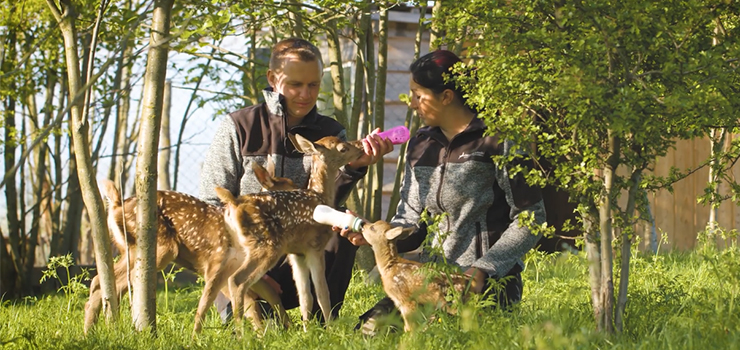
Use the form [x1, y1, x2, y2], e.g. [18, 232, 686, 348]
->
[376, 125, 410, 145]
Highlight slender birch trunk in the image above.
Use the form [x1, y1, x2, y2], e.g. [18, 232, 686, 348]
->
[132, 0, 174, 332]
[158, 80, 172, 190]
[45, 0, 119, 322]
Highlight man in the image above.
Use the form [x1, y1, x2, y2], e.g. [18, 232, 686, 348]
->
[199, 38, 393, 321]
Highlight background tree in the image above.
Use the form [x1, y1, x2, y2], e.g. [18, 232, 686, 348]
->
[442, 0, 740, 333]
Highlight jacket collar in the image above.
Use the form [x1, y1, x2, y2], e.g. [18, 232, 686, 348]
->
[418, 116, 486, 144]
[262, 87, 322, 130]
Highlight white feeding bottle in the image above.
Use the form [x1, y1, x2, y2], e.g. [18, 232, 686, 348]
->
[376, 125, 410, 145]
[312, 205, 363, 232]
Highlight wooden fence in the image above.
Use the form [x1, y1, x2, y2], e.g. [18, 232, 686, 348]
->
[649, 135, 740, 250]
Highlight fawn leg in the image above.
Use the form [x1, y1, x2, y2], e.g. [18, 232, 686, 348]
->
[230, 250, 281, 331]
[84, 250, 136, 334]
[192, 261, 229, 334]
[306, 250, 332, 323]
[227, 276, 263, 331]
[287, 254, 314, 329]
[249, 278, 291, 329]
[397, 303, 418, 333]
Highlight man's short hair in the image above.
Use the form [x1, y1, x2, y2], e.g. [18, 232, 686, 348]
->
[269, 38, 323, 71]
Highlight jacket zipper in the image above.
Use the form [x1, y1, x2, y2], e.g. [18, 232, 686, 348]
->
[475, 222, 483, 259]
[435, 144, 451, 214]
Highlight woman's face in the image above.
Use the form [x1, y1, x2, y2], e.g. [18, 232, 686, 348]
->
[409, 78, 446, 127]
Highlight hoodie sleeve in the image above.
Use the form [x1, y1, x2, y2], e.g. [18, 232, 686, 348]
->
[389, 153, 429, 252]
[472, 143, 547, 278]
[199, 116, 243, 206]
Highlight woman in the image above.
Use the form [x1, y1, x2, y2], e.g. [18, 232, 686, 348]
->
[342, 50, 547, 334]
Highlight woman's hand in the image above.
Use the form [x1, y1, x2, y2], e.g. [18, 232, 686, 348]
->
[334, 210, 369, 246]
[348, 129, 394, 169]
[464, 267, 487, 294]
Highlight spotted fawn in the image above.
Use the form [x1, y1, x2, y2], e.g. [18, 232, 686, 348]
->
[215, 133, 363, 330]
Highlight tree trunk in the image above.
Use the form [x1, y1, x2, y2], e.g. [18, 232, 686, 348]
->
[327, 18, 348, 128]
[158, 80, 172, 190]
[37, 55, 59, 269]
[348, 4, 369, 142]
[46, 0, 119, 323]
[3, 29, 25, 297]
[361, 5, 376, 218]
[596, 132, 619, 333]
[345, 2, 370, 218]
[247, 26, 259, 104]
[21, 87, 40, 283]
[642, 190, 658, 253]
[386, 2, 426, 221]
[428, 0, 444, 50]
[583, 205, 603, 330]
[49, 75, 68, 258]
[370, 2, 389, 221]
[615, 168, 641, 332]
[288, 4, 304, 38]
[108, 41, 134, 189]
[449, 26, 468, 56]
[0, 224, 16, 296]
[132, 0, 174, 332]
[707, 127, 726, 238]
[60, 147, 83, 258]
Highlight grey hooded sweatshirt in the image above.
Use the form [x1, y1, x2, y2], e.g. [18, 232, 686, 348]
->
[392, 117, 546, 279]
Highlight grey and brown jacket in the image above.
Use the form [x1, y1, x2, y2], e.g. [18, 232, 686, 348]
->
[392, 117, 546, 279]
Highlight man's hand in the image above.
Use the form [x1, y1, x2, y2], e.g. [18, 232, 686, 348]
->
[348, 128, 395, 170]
[464, 267, 487, 294]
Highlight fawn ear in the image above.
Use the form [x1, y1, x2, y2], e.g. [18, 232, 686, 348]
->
[100, 179, 122, 207]
[214, 187, 237, 206]
[251, 162, 274, 189]
[288, 133, 317, 154]
[385, 226, 414, 241]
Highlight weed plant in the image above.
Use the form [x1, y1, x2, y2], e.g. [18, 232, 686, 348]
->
[2, 248, 740, 349]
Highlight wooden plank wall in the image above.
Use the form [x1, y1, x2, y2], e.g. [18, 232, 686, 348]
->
[648, 136, 739, 250]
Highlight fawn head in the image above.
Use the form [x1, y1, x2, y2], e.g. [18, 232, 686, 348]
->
[361, 220, 415, 248]
[252, 161, 298, 191]
[288, 134, 363, 170]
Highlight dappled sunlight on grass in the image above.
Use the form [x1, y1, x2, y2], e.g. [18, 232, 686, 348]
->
[1, 249, 739, 349]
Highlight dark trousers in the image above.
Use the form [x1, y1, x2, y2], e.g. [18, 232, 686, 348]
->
[355, 270, 523, 331]
[215, 234, 358, 322]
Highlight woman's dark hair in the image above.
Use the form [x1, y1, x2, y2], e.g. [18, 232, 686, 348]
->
[410, 50, 469, 107]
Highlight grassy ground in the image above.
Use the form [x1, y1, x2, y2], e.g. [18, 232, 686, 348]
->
[2, 246, 740, 349]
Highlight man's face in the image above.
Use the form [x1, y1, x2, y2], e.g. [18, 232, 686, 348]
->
[267, 56, 322, 120]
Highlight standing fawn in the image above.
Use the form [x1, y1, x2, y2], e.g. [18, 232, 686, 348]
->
[83, 162, 295, 335]
[361, 220, 474, 332]
[215, 133, 363, 330]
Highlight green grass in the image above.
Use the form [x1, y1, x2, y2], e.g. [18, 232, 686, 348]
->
[2, 248, 740, 349]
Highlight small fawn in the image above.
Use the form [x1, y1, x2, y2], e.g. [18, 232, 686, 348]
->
[361, 220, 473, 332]
[83, 162, 295, 335]
[215, 133, 363, 329]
